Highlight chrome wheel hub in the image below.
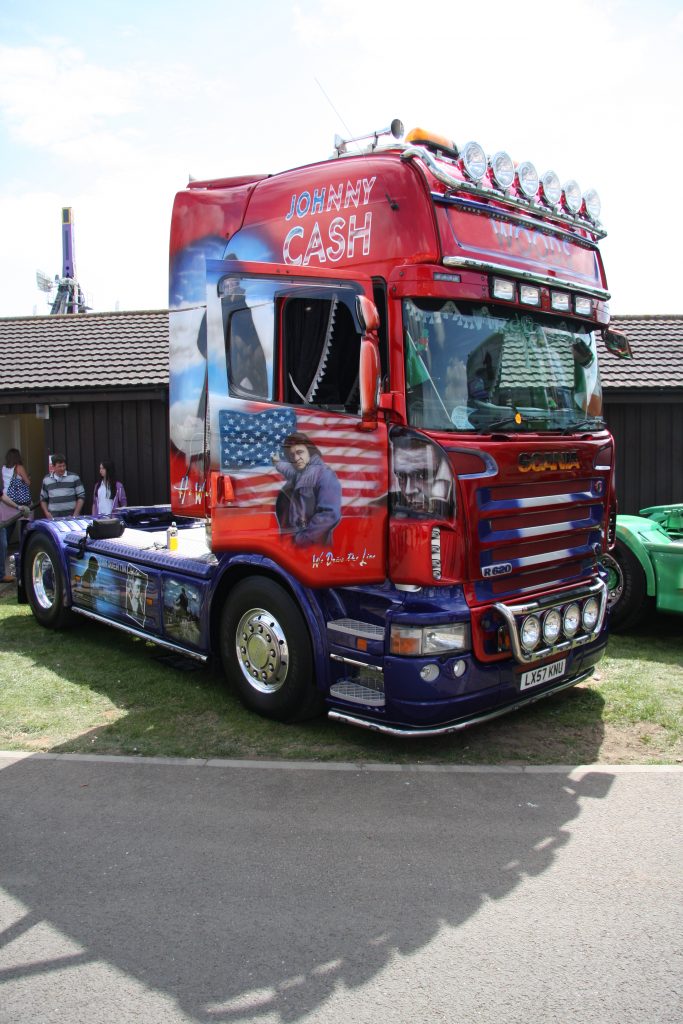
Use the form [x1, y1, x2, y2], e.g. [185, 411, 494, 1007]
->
[235, 607, 289, 693]
[32, 552, 57, 610]
[601, 553, 624, 608]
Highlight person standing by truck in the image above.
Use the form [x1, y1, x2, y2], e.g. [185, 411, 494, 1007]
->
[1, 448, 32, 546]
[39, 454, 85, 520]
[92, 459, 127, 517]
[2, 448, 31, 506]
[0, 483, 29, 581]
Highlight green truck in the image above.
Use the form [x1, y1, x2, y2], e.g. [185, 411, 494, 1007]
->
[602, 504, 683, 630]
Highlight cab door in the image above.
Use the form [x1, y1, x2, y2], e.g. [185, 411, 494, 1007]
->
[204, 259, 388, 588]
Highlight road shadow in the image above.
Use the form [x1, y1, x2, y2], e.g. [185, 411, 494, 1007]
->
[0, 754, 613, 1023]
[0, 600, 616, 1022]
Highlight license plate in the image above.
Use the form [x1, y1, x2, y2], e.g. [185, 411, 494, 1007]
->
[520, 658, 566, 691]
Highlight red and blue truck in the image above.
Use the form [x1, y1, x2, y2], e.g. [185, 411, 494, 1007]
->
[17, 121, 631, 736]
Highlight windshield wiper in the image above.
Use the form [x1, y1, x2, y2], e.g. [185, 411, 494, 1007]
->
[561, 418, 603, 435]
[485, 415, 533, 432]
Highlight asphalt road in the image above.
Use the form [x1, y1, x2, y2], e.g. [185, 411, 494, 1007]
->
[1, 753, 681, 1024]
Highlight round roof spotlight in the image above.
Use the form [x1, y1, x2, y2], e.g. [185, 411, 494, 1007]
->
[582, 187, 602, 222]
[563, 603, 581, 638]
[517, 160, 539, 200]
[542, 609, 562, 645]
[563, 179, 582, 215]
[520, 615, 541, 652]
[540, 170, 562, 207]
[490, 150, 515, 190]
[461, 141, 487, 181]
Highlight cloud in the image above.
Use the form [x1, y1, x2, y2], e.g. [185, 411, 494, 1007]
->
[0, 42, 138, 157]
[1, 2, 682, 318]
[169, 306, 207, 372]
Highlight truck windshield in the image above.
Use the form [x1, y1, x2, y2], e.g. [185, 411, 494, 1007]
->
[403, 299, 604, 433]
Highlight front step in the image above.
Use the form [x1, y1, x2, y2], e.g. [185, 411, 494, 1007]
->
[329, 680, 386, 707]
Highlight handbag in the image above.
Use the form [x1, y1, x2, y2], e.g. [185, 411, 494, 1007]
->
[7, 473, 31, 506]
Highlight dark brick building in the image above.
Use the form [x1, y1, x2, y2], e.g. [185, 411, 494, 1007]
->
[1, 309, 680, 515]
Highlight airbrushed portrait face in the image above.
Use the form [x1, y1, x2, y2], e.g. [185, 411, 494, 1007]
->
[391, 438, 453, 517]
[392, 444, 436, 512]
[289, 444, 311, 471]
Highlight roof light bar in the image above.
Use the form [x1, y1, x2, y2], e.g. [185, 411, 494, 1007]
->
[582, 188, 601, 222]
[517, 161, 539, 200]
[541, 170, 562, 207]
[563, 179, 582, 215]
[401, 126, 605, 229]
[490, 151, 515, 190]
[461, 141, 487, 181]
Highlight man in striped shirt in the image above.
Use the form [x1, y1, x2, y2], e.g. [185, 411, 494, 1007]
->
[39, 454, 85, 519]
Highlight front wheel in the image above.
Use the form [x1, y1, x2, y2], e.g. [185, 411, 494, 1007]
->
[220, 577, 322, 722]
[24, 534, 73, 629]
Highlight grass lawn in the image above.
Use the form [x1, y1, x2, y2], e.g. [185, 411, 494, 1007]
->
[1, 591, 681, 764]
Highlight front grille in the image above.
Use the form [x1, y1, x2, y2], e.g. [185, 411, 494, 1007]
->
[474, 476, 604, 601]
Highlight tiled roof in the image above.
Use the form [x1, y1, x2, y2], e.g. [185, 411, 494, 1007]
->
[603, 315, 683, 390]
[0, 310, 169, 392]
[0, 309, 680, 394]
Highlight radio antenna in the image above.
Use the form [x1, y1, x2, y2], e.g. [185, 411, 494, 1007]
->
[314, 78, 356, 146]
[314, 79, 404, 163]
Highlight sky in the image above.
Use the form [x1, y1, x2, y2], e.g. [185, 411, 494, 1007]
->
[0, 0, 681, 319]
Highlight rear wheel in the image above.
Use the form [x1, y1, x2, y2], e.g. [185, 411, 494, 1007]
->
[220, 577, 322, 722]
[604, 541, 652, 631]
[24, 534, 72, 629]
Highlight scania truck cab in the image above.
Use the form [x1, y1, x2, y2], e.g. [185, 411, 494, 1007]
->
[18, 121, 631, 736]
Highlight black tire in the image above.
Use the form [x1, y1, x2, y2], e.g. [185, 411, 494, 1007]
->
[24, 534, 73, 629]
[220, 577, 322, 722]
[605, 540, 652, 632]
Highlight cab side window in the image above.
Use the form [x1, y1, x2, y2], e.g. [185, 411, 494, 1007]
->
[221, 275, 273, 400]
[282, 295, 361, 412]
[227, 307, 269, 398]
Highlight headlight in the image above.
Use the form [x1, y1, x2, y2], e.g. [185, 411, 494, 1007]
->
[461, 141, 487, 181]
[516, 160, 539, 199]
[390, 623, 471, 656]
[520, 615, 541, 652]
[582, 188, 601, 222]
[490, 151, 515, 190]
[563, 179, 582, 214]
[541, 170, 561, 206]
[582, 597, 600, 631]
[563, 603, 581, 637]
[543, 609, 562, 644]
